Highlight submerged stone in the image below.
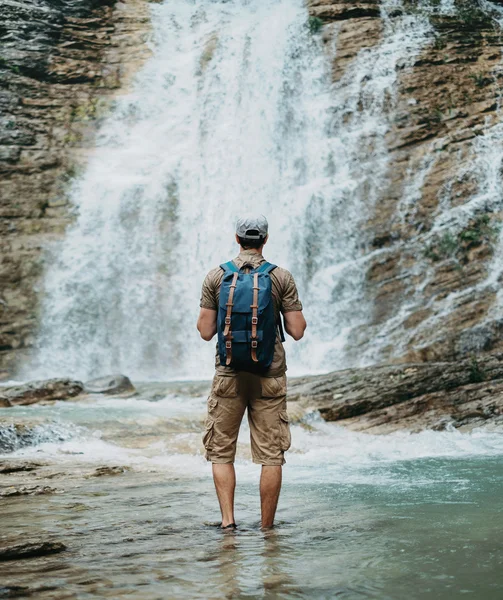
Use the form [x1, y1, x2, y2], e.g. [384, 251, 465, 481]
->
[0, 540, 66, 561]
[84, 374, 136, 396]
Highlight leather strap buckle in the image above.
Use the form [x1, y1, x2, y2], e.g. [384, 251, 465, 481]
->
[251, 340, 258, 348]
[225, 341, 232, 349]
[224, 317, 231, 325]
[251, 317, 258, 325]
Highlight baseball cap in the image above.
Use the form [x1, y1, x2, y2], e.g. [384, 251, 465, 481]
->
[235, 214, 268, 240]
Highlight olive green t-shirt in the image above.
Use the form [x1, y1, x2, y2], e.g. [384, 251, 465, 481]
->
[199, 249, 303, 376]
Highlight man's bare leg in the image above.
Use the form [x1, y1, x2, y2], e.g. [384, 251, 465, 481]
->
[260, 465, 282, 529]
[212, 463, 236, 527]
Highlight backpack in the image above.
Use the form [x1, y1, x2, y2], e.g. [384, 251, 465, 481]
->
[217, 260, 284, 373]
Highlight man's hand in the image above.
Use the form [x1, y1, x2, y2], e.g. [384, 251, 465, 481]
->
[283, 311, 306, 341]
[197, 308, 217, 341]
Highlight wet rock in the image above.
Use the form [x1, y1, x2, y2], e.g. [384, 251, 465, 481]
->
[86, 465, 129, 477]
[288, 353, 503, 433]
[0, 485, 57, 497]
[0, 420, 79, 453]
[84, 374, 136, 396]
[0, 585, 59, 597]
[0, 540, 66, 561]
[0, 460, 46, 474]
[0, 379, 83, 406]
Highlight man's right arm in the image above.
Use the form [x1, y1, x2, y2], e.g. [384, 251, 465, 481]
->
[280, 270, 306, 341]
[283, 310, 306, 341]
[198, 269, 219, 341]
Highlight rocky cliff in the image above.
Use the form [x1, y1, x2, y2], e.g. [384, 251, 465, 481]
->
[0, 0, 154, 379]
[310, 0, 503, 365]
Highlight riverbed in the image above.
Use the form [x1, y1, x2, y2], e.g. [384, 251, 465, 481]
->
[1, 383, 502, 598]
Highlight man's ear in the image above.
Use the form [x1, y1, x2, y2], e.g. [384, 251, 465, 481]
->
[263, 235, 269, 245]
[235, 234, 240, 245]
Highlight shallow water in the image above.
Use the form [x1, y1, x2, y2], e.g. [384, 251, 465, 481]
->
[1, 387, 502, 598]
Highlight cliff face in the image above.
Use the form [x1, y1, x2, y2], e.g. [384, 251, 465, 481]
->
[0, 0, 153, 379]
[309, 0, 503, 365]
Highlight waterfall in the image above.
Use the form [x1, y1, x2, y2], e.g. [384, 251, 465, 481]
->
[23, 0, 435, 381]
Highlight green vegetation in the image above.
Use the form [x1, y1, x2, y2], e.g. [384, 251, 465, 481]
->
[456, 0, 495, 28]
[469, 73, 491, 88]
[0, 57, 20, 74]
[469, 355, 486, 383]
[308, 16, 324, 34]
[423, 231, 457, 261]
[423, 214, 501, 263]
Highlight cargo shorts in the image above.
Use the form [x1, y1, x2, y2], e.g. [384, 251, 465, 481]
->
[202, 371, 291, 466]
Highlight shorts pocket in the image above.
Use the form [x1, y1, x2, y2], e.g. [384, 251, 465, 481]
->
[279, 410, 291, 451]
[202, 417, 215, 450]
[212, 374, 238, 398]
[260, 375, 287, 398]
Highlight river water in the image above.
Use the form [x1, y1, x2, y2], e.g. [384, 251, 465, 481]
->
[1, 386, 503, 598]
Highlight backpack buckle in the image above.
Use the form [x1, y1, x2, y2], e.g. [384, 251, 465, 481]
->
[251, 317, 258, 325]
[251, 340, 258, 348]
[225, 341, 232, 349]
[224, 317, 231, 325]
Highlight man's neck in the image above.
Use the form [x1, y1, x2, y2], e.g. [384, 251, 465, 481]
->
[239, 247, 263, 254]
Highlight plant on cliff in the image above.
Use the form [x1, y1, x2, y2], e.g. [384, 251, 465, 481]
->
[308, 16, 324, 34]
[455, 0, 495, 28]
[423, 214, 501, 264]
[469, 355, 486, 383]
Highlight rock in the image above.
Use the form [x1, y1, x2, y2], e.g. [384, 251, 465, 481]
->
[84, 374, 136, 396]
[86, 465, 129, 477]
[0, 485, 57, 497]
[0, 540, 66, 561]
[0, 460, 46, 474]
[288, 353, 503, 433]
[0, 379, 84, 406]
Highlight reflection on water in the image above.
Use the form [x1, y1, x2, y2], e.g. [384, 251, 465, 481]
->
[2, 466, 503, 599]
[1, 388, 503, 598]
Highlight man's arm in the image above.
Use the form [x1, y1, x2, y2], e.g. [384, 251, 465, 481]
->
[283, 310, 306, 341]
[197, 308, 217, 341]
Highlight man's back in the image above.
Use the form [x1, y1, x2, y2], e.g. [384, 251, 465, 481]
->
[199, 248, 303, 377]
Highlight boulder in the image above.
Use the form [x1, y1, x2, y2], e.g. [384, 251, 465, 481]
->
[83, 374, 136, 396]
[0, 541, 66, 561]
[0, 379, 83, 406]
[0, 485, 57, 497]
[288, 353, 503, 433]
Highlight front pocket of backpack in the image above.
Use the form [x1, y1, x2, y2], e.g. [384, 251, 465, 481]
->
[260, 375, 287, 398]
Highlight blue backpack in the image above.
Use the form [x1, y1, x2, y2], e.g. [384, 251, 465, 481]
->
[217, 260, 284, 373]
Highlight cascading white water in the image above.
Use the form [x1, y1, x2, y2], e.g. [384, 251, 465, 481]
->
[23, 0, 434, 381]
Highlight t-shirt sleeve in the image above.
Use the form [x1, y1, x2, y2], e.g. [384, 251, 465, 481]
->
[281, 271, 303, 313]
[199, 271, 218, 311]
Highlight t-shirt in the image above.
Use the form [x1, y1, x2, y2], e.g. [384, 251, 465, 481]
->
[199, 249, 303, 376]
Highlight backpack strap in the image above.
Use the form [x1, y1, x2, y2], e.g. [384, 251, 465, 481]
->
[220, 260, 239, 273]
[223, 271, 239, 365]
[250, 272, 259, 363]
[277, 314, 286, 343]
[256, 261, 277, 274]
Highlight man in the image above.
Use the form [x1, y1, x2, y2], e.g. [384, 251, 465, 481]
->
[197, 215, 306, 529]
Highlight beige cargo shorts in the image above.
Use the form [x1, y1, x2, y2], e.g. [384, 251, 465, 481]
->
[202, 371, 291, 466]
